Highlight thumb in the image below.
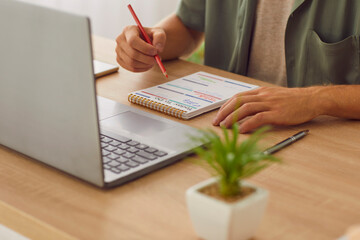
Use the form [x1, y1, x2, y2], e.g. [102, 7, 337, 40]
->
[149, 28, 166, 53]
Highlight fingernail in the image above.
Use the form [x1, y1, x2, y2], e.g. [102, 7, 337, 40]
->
[239, 126, 246, 134]
[220, 121, 226, 127]
[212, 117, 218, 125]
[237, 125, 243, 133]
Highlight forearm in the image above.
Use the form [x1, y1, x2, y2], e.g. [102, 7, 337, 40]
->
[154, 13, 204, 60]
[313, 85, 360, 119]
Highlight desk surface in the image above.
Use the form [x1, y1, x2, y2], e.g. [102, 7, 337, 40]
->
[1, 36, 360, 240]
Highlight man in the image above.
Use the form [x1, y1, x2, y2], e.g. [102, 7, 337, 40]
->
[115, 0, 360, 133]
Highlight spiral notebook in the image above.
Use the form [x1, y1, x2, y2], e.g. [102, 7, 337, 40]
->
[128, 71, 258, 119]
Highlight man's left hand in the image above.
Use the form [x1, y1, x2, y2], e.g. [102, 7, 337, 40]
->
[212, 87, 322, 133]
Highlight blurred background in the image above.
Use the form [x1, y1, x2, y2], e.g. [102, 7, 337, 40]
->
[19, 0, 180, 39]
[19, 0, 204, 64]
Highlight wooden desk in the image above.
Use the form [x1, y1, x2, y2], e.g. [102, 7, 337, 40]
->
[1, 36, 360, 240]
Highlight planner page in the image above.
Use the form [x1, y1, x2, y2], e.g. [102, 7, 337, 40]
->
[128, 71, 258, 119]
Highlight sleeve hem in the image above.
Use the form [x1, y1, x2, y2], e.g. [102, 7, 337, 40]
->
[176, 0, 205, 32]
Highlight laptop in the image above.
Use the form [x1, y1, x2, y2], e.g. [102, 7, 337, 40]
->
[0, 0, 204, 188]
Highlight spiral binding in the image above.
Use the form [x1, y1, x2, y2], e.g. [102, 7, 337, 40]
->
[128, 93, 187, 119]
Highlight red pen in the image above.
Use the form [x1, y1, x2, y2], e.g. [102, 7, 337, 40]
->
[127, 4, 168, 78]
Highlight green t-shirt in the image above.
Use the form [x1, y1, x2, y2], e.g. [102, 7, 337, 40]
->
[177, 0, 360, 87]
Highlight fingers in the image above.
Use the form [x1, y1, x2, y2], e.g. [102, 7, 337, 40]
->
[149, 28, 166, 53]
[212, 86, 318, 133]
[218, 87, 262, 112]
[115, 25, 166, 72]
[213, 95, 262, 125]
[116, 56, 153, 73]
[119, 38, 155, 67]
[123, 26, 157, 56]
[239, 112, 274, 133]
[219, 103, 270, 128]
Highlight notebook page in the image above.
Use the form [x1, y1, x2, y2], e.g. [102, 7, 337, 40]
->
[128, 71, 258, 119]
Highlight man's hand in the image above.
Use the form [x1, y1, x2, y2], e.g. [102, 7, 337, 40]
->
[115, 26, 166, 72]
[212, 87, 322, 133]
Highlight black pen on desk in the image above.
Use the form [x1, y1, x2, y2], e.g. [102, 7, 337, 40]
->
[263, 130, 309, 155]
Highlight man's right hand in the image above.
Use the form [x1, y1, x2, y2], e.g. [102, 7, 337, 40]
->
[115, 25, 166, 72]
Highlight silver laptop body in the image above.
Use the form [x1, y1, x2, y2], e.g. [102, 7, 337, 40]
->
[0, 0, 203, 187]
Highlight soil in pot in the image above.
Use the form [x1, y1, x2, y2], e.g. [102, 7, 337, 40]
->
[199, 182, 255, 203]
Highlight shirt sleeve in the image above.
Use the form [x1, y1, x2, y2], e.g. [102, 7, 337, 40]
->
[176, 0, 206, 32]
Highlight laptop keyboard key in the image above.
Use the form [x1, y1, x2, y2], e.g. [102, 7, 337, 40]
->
[105, 145, 117, 152]
[103, 157, 112, 164]
[117, 165, 130, 171]
[109, 140, 121, 147]
[110, 168, 121, 174]
[118, 143, 130, 150]
[154, 151, 168, 157]
[108, 160, 120, 167]
[101, 142, 109, 148]
[136, 151, 157, 160]
[102, 149, 111, 156]
[115, 135, 131, 143]
[123, 152, 135, 159]
[102, 137, 112, 143]
[127, 147, 139, 153]
[126, 160, 139, 168]
[132, 155, 148, 164]
[136, 144, 148, 150]
[127, 141, 140, 146]
[144, 147, 157, 153]
[113, 149, 126, 155]
[117, 156, 129, 163]
[108, 153, 120, 160]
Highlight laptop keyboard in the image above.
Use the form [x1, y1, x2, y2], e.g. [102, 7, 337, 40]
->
[100, 134, 168, 174]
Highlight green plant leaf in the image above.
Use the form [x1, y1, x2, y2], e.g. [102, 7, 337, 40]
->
[189, 125, 281, 198]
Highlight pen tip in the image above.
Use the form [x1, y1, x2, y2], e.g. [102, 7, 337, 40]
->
[164, 72, 168, 78]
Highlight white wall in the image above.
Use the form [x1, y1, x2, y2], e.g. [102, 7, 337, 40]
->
[20, 0, 180, 39]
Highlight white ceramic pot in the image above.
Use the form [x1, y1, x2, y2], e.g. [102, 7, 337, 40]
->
[186, 177, 269, 240]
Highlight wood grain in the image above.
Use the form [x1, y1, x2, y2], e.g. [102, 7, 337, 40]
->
[0, 36, 359, 239]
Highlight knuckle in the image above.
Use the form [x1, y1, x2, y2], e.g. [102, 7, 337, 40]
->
[258, 88, 271, 97]
[123, 25, 129, 32]
[115, 45, 121, 54]
[129, 50, 140, 60]
[115, 34, 122, 44]
[123, 25, 135, 33]
[229, 98, 240, 108]
[254, 112, 267, 122]
[127, 57, 137, 66]
[154, 29, 166, 40]
[242, 103, 251, 112]
[128, 36, 137, 48]
[233, 96, 242, 104]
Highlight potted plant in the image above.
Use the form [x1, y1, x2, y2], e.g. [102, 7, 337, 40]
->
[186, 124, 279, 240]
